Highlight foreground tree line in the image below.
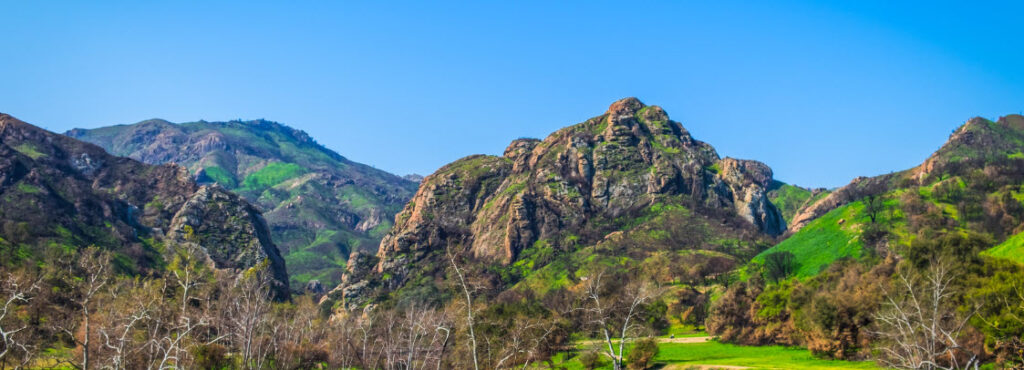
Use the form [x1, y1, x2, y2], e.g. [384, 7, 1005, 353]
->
[3, 224, 1023, 369]
[0, 241, 676, 369]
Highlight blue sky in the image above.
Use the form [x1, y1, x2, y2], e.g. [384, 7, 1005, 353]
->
[1, 1, 1021, 188]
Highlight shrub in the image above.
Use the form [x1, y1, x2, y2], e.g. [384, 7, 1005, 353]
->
[579, 350, 603, 370]
[191, 343, 232, 370]
[627, 337, 659, 369]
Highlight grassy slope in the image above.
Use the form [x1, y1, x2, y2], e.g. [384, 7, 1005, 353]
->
[751, 202, 865, 278]
[983, 230, 1024, 264]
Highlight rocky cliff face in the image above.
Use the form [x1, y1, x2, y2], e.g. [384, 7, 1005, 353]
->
[67, 119, 417, 289]
[332, 98, 785, 308]
[0, 113, 289, 298]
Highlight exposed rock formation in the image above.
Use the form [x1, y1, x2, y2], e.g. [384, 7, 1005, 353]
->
[333, 98, 786, 309]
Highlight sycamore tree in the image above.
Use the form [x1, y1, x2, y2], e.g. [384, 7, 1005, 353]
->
[577, 269, 662, 370]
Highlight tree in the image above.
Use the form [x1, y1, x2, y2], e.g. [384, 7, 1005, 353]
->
[873, 260, 979, 370]
[448, 246, 479, 370]
[763, 251, 797, 283]
[578, 270, 661, 370]
[0, 270, 40, 369]
[864, 195, 885, 224]
[56, 247, 112, 370]
[95, 277, 160, 369]
[223, 264, 274, 369]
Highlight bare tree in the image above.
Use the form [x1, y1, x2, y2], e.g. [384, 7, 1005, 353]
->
[873, 259, 979, 370]
[95, 277, 160, 369]
[492, 316, 556, 370]
[148, 243, 221, 369]
[0, 270, 40, 369]
[579, 271, 660, 370]
[56, 247, 112, 370]
[447, 246, 479, 370]
[225, 265, 274, 370]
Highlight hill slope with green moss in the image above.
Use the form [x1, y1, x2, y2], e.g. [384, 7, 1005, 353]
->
[67, 119, 417, 289]
[708, 115, 1024, 361]
[751, 114, 1024, 279]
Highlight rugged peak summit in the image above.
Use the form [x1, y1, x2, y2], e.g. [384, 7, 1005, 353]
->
[606, 97, 646, 116]
[330, 99, 786, 309]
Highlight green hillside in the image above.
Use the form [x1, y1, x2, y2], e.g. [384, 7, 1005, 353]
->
[983, 230, 1024, 264]
[752, 202, 865, 278]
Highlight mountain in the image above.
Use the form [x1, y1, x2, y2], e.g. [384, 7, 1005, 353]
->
[67, 119, 418, 289]
[707, 114, 1024, 358]
[758, 114, 1024, 275]
[0, 113, 289, 297]
[330, 97, 786, 309]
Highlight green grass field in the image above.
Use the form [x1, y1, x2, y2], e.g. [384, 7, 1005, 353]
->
[551, 340, 880, 369]
[654, 342, 879, 369]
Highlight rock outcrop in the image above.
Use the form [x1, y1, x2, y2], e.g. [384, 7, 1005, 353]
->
[0, 113, 290, 298]
[334, 98, 786, 309]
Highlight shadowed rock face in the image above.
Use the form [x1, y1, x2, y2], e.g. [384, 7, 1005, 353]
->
[0, 113, 289, 299]
[331, 98, 785, 308]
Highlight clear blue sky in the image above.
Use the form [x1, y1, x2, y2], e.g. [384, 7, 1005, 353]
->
[2, 1, 1022, 188]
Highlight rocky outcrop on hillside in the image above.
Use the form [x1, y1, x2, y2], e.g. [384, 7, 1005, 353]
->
[332, 98, 786, 308]
[169, 185, 290, 298]
[68, 118, 417, 289]
[0, 113, 289, 298]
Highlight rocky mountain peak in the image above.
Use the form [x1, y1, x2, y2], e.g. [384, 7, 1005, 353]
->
[606, 97, 646, 117]
[330, 98, 786, 309]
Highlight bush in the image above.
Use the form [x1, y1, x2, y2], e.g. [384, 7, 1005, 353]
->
[579, 350, 603, 369]
[627, 337, 659, 369]
[192, 343, 232, 370]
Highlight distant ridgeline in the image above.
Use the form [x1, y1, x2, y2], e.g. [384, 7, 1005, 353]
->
[68, 118, 418, 290]
[0, 113, 290, 298]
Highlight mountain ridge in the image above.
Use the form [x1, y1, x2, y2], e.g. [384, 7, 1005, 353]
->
[67, 118, 419, 289]
[0, 113, 290, 297]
